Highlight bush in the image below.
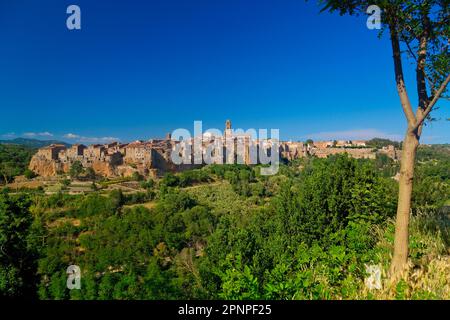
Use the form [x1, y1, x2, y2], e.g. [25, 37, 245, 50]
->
[0, 145, 35, 183]
[140, 179, 155, 190]
[131, 172, 144, 182]
[9, 149, 450, 300]
[69, 161, 84, 179]
[24, 169, 36, 180]
[78, 193, 118, 217]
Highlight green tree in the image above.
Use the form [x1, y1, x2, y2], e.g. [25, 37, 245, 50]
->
[23, 169, 36, 180]
[367, 138, 401, 149]
[0, 163, 15, 184]
[69, 161, 84, 179]
[131, 171, 144, 182]
[85, 167, 96, 181]
[0, 145, 35, 183]
[0, 193, 41, 298]
[140, 178, 155, 190]
[62, 179, 71, 187]
[317, 0, 450, 279]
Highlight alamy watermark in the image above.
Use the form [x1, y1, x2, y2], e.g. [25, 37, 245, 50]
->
[367, 5, 382, 30]
[67, 265, 81, 290]
[364, 264, 382, 290]
[66, 4, 381, 31]
[66, 5, 81, 30]
[170, 121, 280, 175]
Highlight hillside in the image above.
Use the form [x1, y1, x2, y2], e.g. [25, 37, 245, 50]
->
[0, 144, 36, 183]
[1, 152, 449, 299]
[0, 138, 70, 148]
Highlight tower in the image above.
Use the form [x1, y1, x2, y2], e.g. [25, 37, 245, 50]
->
[224, 120, 234, 164]
[224, 119, 232, 141]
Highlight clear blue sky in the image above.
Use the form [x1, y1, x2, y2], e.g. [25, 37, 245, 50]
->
[0, 0, 448, 143]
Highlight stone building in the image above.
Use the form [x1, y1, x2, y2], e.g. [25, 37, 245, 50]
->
[36, 144, 67, 161]
[313, 141, 333, 149]
[280, 141, 307, 160]
[66, 144, 86, 158]
[28, 120, 400, 179]
[352, 140, 367, 147]
[311, 147, 376, 159]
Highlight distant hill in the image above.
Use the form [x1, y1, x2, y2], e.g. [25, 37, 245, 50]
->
[0, 138, 71, 149]
[366, 138, 401, 149]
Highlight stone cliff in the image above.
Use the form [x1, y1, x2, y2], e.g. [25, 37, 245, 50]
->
[27, 122, 399, 179]
[29, 156, 61, 177]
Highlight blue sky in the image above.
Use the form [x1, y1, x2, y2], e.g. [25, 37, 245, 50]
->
[0, 0, 448, 143]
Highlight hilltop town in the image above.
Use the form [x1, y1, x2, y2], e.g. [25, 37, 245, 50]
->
[28, 121, 400, 179]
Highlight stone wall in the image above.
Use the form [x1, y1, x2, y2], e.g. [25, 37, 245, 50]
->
[311, 147, 376, 159]
[28, 137, 399, 179]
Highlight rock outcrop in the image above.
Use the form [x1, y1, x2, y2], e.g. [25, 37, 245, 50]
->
[29, 156, 61, 177]
[28, 121, 399, 179]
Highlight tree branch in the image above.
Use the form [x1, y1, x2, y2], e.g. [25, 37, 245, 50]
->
[403, 37, 418, 62]
[412, 73, 450, 132]
[414, 13, 430, 137]
[402, 36, 438, 95]
[389, 25, 417, 126]
[416, 36, 428, 109]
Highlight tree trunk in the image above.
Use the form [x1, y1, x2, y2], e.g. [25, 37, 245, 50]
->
[1, 173, 8, 185]
[390, 130, 419, 278]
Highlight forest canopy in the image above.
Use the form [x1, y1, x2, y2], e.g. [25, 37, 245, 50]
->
[1, 147, 448, 300]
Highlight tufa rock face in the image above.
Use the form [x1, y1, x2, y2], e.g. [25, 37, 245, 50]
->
[28, 140, 179, 178]
[29, 156, 61, 177]
[91, 160, 117, 177]
[28, 122, 399, 179]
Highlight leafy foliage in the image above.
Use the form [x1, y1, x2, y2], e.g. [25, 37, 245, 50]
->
[367, 138, 401, 149]
[69, 161, 84, 179]
[1, 147, 449, 299]
[0, 144, 36, 184]
[0, 193, 43, 297]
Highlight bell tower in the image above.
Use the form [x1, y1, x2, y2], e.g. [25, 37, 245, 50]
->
[224, 119, 232, 140]
[224, 120, 234, 164]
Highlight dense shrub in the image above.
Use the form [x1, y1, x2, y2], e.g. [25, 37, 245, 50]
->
[0, 193, 43, 298]
[0, 145, 36, 184]
[3, 148, 449, 299]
